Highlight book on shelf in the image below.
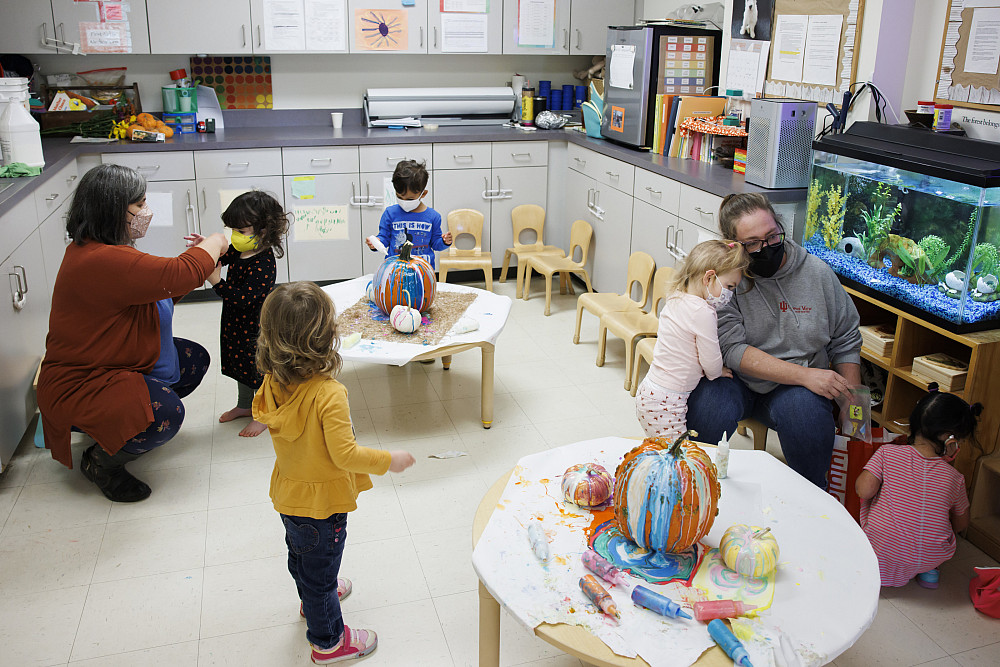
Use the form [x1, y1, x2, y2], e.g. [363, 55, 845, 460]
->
[859, 323, 896, 357]
[912, 353, 968, 392]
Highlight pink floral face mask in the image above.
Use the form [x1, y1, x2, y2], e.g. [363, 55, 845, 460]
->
[127, 203, 153, 240]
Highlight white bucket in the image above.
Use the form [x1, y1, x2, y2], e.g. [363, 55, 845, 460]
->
[0, 78, 30, 113]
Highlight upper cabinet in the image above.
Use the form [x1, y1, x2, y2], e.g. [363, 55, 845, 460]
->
[502, 0, 571, 55]
[0, 3, 56, 54]
[569, 0, 634, 55]
[250, 0, 349, 53]
[51, 0, 150, 54]
[149, 0, 253, 55]
[428, 0, 503, 55]
[348, 0, 429, 54]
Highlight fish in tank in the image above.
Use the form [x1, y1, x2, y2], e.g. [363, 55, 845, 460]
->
[802, 152, 1000, 330]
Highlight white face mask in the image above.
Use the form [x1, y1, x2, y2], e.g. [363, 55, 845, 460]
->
[705, 276, 734, 308]
[397, 196, 422, 213]
[127, 203, 153, 240]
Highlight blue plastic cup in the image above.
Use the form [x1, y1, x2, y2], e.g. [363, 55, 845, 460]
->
[562, 84, 574, 107]
[538, 80, 551, 96]
[550, 90, 563, 111]
[575, 85, 586, 108]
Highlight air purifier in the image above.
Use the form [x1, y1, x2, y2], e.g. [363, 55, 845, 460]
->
[745, 98, 816, 189]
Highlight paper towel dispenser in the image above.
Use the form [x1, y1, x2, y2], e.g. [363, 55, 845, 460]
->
[363, 87, 516, 127]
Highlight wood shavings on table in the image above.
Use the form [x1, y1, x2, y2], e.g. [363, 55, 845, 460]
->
[337, 292, 477, 345]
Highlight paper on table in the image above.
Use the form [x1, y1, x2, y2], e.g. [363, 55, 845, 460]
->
[609, 44, 636, 89]
[144, 192, 174, 228]
[305, 0, 347, 51]
[263, 0, 306, 51]
[966, 7, 1000, 74]
[293, 205, 349, 241]
[291, 176, 316, 200]
[441, 13, 488, 52]
[802, 15, 843, 87]
[442, 0, 488, 12]
[771, 14, 807, 83]
[517, 0, 555, 47]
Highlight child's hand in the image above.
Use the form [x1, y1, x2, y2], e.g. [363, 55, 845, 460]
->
[721, 366, 734, 378]
[365, 237, 376, 250]
[388, 450, 416, 473]
[442, 231, 453, 245]
[208, 261, 222, 286]
[184, 233, 206, 248]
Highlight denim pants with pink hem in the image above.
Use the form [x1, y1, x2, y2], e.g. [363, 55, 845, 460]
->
[282, 512, 348, 650]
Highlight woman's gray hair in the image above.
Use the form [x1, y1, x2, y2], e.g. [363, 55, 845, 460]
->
[67, 163, 147, 246]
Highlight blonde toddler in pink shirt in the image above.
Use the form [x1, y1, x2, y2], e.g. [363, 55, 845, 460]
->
[636, 240, 749, 438]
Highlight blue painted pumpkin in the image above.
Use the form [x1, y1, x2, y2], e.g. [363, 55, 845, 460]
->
[373, 241, 436, 315]
[613, 431, 720, 553]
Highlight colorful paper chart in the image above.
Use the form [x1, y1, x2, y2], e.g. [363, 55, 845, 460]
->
[692, 548, 775, 611]
[355, 9, 408, 50]
[189, 56, 273, 109]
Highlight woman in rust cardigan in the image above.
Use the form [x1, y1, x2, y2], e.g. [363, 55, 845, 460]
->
[37, 164, 229, 502]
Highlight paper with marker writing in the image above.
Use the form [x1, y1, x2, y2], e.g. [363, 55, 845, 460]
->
[293, 205, 349, 241]
[291, 176, 316, 200]
[305, 0, 347, 51]
[802, 15, 843, 87]
[263, 0, 306, 51]
[771, 14, 807, 83]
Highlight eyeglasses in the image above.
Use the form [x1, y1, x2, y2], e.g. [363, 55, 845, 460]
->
[738, 232, 785, 254]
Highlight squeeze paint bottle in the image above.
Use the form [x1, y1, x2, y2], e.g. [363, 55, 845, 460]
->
[692, 599, 758, 622]
[630, 585, 692, 620]
[716, 431, 730, 479]
[708, 619, 754, 667]
[527, 521, 549, 562]
[579, 575, 620, 619]
[582, 550, 627, 586]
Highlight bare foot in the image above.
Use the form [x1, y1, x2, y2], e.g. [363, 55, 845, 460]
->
[219, 407, 252, 423]
[239, 419, 267, 437]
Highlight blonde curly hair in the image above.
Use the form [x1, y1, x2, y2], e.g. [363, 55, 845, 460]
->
[257, 282, 342, 387]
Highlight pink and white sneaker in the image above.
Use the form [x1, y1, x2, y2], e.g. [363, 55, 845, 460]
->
[310, 626, 378, 664]
[300, 578, 353, 617]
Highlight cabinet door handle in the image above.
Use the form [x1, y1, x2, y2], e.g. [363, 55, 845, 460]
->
[574, 157, 586, 167]
[563, 28, 568, 50]
[45, 194, 59, 202]
[201, 188, 207, 212]
[310, 157, 333, 164]
[14, 265, 28, 294]
[576, 29, 582, 50]
[258, 25, 262, 48]
[227, 162, 251, 168]
[453, 154, 474, 160]
[8, 272, 25, 311]
[645, 186, 662, 195]
[385, 156, 408, 163]
[59, 23, 65, 45]
[136, 165, 160, 171]
[605, 171, 619, 179]
[495, 175, 512, 199]
[420, 26, 424, 49]
[185, 189, 195, 236]
[434, 26, 438, 49]
[242, 24, 247, 48]
[665, 225, 675, 251]
[586, 187, 593, 208]
[66, 174, 78, 184]
[694, 206, 714, 217]
[675, 228, 686, 256]
[511, 152, 531, 159]
[482, 175, 498, 199]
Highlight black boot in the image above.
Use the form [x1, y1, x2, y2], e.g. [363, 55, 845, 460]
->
[80, 444, 152, 502]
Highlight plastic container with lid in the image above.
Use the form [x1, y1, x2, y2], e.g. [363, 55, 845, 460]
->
[725, 88, 751, 122]
[0, 78, 30, 114]
[916, 100, 935, 114]
[934, 103, 953, 131]
[521, 87, 535, 125]
[0, 99, 45, 168]
[163, 86, 198, 114]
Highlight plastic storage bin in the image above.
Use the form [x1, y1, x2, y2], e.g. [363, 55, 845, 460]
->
[162, 86, 197, 114]
[162, 112, 198, 134]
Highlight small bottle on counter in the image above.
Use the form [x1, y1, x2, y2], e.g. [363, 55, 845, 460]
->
[521, 87, 535, 126]
[716, 431, 730, 479]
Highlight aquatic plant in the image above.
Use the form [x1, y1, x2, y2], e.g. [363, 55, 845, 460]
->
[822, 185, 846, 250]
[970, 242, 999, 277]
[805, 180, 823, 241]
[887, 235, 935, 284]
[859, 202, 901, 264]
[918, 235, 950, 281]
[944, 209, 978, 267]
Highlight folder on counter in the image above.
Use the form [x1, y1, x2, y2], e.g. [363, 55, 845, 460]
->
[658, 94, 675, 154]
[668, 95, 726, 158]
[652, 94, 663, 152]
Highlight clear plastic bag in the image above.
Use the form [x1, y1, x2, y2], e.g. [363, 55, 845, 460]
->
[77, 68, 127, 103]
[836, 385, 872, 443]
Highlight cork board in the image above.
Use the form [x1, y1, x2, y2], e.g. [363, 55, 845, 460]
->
[764, 0, 865, 105]
[935, 1, 1000, 109]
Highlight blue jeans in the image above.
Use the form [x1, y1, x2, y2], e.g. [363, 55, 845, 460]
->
[686, 375, 835, 489]
[282, 512, 348, 650]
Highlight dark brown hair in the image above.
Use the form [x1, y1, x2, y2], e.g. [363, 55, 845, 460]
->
[222, 190, 289, 258]
[718, 193, 784, 241]
[257, 282, 342, 387]
[909, 389, 984, 456]
[391, 159, 429, 194]
[67, 163, 146, 247]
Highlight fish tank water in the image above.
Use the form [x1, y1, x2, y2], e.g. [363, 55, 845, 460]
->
[805, 122, 1000, 333]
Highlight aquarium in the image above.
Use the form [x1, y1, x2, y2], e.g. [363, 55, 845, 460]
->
[805, 122, 1000, 332]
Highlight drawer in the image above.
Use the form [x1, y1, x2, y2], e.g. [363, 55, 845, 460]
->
[102, 151, 194, 181]
[359, 144, 433, 173]
[491, 141, 548, 168]
[678, 183, 724, 233]
[194, 148, 283, 179]
[33, 161, 79, 222]
[633, 168, 680, 215]
[0, 195, 38, 264]
[433, 143, 491, 170]
[566, 143, 633, 194]
[282, 146, 359, 175]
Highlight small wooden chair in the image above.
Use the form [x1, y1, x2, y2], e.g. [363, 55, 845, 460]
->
[437, 209, 493, 290]
[522, 219, 594, 316]
[597, 267, 674, 390]
[573, 251, 655, 345]
[737, 418, 769, 451]
[499, 204, 564, 298]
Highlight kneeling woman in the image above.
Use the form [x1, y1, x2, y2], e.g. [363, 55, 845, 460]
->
[37, 164, 228, 502]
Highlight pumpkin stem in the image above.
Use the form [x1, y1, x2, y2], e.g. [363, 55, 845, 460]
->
[402, 289, 412, 309]
[668, 429, 697, 456]
[399, 240, 413, 261]
[753, 527, 772, 538]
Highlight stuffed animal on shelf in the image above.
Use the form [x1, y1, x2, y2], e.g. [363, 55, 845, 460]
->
[740, 0, 758, 39]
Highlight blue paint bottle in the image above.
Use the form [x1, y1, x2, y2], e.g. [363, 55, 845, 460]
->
[708, 619, 754, 667]
[630, 585, 692, 619]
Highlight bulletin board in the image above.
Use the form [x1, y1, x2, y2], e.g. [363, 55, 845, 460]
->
[934, 1, 1000, 109]
[764, 0, 865, 104]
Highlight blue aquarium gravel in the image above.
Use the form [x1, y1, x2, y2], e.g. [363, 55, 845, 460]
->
[804, 237, 1000, 325]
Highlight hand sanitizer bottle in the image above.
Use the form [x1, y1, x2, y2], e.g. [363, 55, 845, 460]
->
[716, 431, 730, 479]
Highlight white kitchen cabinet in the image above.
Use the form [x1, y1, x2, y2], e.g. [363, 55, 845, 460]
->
[39, 199, 72, 300]
[348, 0, 429, 54]
[250, 0, 349, 53]
[284, 173, 364, 282]
[359, 171, 435, 275]
[587, 181, 633, 293]
[569, 0, 634, 55]
[51, 0, 151, 54]
[0, 230, 50, 468]
[631, 198, 676, 271]
[0, 3, 55, 54]
[148, 0, 253, 54]
[196, 176, 290, 283]
[502, 0, 571, 55]
[433, 167, 492, 270]
[428, 0, 502, 54]
[565, 167, 596, 268]
[489, 165, 548, 266]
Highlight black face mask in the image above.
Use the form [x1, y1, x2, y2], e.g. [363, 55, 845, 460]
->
[748, 242, 785, 278]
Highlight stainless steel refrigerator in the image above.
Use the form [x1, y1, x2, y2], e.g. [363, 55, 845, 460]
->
[602, 23, 721, 149]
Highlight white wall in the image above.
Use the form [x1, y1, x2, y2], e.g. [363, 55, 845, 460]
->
[30, 53, 592, 112]
[636, 0, 696, 21]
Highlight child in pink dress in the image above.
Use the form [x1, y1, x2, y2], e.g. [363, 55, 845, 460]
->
[857, 389, 981, 588]
[635, 240, 749, 438]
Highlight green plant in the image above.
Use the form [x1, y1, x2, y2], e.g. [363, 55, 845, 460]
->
[918, 235, 950, 282]
[970, 242, 999, 277]
[805, 180, 823, 241]
[944, 209, 978, 267]
[822, 185, 846, 250]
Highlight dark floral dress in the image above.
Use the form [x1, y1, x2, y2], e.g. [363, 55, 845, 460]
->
[213, 246, 276, 389]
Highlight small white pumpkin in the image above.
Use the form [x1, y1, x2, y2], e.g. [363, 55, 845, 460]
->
[390, 290, 422, 334]
[720, 524, 779, 578]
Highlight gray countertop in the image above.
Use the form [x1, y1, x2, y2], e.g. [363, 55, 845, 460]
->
[0, 118, 805, 214]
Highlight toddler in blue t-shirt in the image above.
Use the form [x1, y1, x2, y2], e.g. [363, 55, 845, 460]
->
[366, 159, 452, 267]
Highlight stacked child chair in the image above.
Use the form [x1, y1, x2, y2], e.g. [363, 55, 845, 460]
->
[499, 204, 565, 298]
[522, 219, 594, 316]
[437, 208, 493, 291]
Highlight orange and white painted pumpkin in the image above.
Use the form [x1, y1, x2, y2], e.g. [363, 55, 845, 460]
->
[613, 431, 720, 553]
[561, 463, 613, 508]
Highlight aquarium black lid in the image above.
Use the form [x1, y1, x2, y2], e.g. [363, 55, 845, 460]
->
[814, 122, 1000, 188]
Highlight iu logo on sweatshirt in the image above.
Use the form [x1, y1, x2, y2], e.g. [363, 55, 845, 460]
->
[779, 300, 813, 314]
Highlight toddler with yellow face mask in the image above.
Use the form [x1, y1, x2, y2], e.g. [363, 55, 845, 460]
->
[207, 190, 290, 437]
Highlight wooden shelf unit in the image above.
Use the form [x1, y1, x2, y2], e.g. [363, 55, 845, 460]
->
[968, 456, 1000, 562]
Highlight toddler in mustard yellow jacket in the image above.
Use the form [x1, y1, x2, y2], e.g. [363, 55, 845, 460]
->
[253, 281, 415, 664]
